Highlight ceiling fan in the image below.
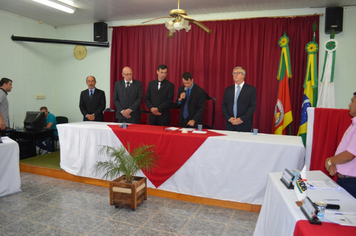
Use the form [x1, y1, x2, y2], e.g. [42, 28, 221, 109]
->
[142, 0, 212, 38]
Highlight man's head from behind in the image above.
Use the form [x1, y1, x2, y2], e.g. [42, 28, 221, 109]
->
[182, 72, 194, 89]
[349, 92, 356, 117]
[39, 106, 49, 117]
[86, 76, 96, 90]
[0, 78, 13, 92]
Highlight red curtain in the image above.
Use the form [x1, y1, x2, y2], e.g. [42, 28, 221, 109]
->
[310, 108, 352, 181]
[110, 16, 319, 133]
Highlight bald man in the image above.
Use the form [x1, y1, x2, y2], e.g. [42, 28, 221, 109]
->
[79, 75, 106, 121]
[113, 67, 143, 123]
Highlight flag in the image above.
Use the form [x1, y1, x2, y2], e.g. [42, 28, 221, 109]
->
[294, 165, 308, 202]
[272, 32, 293, 135]
[297, 23, 318, 146]
[317, 31, 337, 108]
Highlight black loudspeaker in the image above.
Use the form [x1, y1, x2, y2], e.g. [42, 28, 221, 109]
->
[94, 22, 108, 42]
[325, 7, 343, 34]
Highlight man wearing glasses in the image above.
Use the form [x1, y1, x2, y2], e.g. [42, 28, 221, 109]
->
[113, 67, 143, 124]
[222, 66, 256, 132]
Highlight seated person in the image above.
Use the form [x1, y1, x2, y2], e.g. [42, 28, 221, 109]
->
[325, 92, 356, 198]
[36, 106, 57, 154]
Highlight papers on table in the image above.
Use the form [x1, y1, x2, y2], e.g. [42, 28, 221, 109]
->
[165, 127, 207, 134]
[192, 130, 207, 134]
[324, 212, 356, 226]
[307, 180, 341, 190]
[165, 127, 179, 131]
[179, 128, 195, 132]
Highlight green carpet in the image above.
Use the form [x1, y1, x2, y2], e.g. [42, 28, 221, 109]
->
[20, 151, 61, 169]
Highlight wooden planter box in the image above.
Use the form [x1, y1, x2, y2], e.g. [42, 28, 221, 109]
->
[110, 175, 147, 210]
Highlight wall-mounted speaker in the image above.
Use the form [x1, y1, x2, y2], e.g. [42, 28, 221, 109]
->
[94, 22, 108, 42]
[325, 7, 343, 34]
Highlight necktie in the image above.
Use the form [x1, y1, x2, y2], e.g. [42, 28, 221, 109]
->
[90, 90, 93, 101]
[158, 82, 161, 90]
[126, 82, 130, 90]
[233, 85, 241, 118]
[183, 89, 190, 119]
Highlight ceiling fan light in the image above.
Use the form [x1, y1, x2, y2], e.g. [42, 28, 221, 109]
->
[165, 21, 176, 32]
[173, 22, 184, 31]
[185, 24, 191, 32]
[165, 21, 173, 28]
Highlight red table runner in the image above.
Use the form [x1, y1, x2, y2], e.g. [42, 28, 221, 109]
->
[108, 124, 225, 188]
[294, 220, 356, 236]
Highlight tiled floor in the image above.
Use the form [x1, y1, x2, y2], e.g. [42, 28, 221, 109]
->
[0, 172, 259, 236]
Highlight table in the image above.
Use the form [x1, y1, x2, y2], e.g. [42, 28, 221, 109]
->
[10, 129, 55, 159]
[0, 137, 21, 197]
[253, 171, 356, 236]
[58, 122, 305, 205]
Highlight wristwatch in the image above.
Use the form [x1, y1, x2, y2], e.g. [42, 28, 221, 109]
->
[327, 158, 332, 166]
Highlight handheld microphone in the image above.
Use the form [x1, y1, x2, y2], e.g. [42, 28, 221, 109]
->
[184, 87, 187, 92]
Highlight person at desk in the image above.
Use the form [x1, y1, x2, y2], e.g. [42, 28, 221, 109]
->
[222, 66, 256, 132]
[325, 92, 356, 198]
[79, 75, 106, 121]
[113, 67, 143, 124]
[145, 64, 174, 126]
[36, 106, 57, 154]
[0, 78, 13, 131]
[176, 72, 206, 128]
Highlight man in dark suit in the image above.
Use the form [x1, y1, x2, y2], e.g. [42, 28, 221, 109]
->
[177, 72, 206, 128]
[113, 67, 143, 123]
[145, 65, 174, 126]
[79, 75, 106, 121]
[222, 66, 256, 132]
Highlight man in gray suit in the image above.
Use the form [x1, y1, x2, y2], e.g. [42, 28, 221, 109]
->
[222, 66, 256, 132]
[113, 67, 143, 124]
[79, 75, 106, 121]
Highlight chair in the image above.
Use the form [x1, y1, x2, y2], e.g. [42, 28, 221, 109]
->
[55, 116, 68, 150]
[140, 109, 149, 124]
[203, 93, 216, 129]
[169, 108, 180, 127]
[103, 108, 116, 122]
[56, 116, 68, 124]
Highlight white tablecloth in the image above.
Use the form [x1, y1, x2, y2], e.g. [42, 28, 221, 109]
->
[253, 171, 356, 236]
[58, 122, 305, 205]
[0, 137, 21, 197]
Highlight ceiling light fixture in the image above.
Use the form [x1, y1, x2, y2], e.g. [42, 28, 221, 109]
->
[32, 0, 76, 14]
[165, 18, 191, 33]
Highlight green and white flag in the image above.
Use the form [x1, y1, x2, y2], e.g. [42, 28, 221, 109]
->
[317, 36, 337, 108]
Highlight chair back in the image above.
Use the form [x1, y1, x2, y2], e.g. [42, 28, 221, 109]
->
[140, 109, 149, 124]
[203, 93, 216, 129]
[103, 110, 116, 122]
[169, 108, 180, 127]
[56, 116, 69, 124]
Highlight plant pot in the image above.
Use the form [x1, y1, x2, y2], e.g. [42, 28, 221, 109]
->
[110, 175, 147, 210]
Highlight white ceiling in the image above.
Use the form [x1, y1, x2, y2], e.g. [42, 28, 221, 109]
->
[0, 0, 355, 27]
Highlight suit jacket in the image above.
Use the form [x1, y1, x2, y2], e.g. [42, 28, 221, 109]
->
[145, 79, 174, 126]
[222, 83, 256, 132]
[113, 79, 143, 123]
[79, 88, 106, 121]
[176, 84, 206, 127]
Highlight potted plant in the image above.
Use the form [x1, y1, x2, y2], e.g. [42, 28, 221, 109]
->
[93, 143, 159, 210]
